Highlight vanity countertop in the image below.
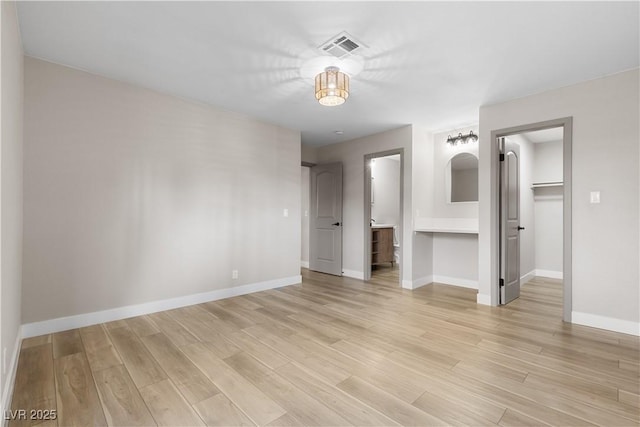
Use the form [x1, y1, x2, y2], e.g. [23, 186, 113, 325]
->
[414, 217, 478, 234]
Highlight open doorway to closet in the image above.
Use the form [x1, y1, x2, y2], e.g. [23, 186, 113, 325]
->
[364, 149, 403, 284]
[494, 118, 572, 321]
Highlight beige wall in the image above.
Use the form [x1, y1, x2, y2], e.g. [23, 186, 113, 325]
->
[1, 0, 24, 405]
[533, 141, 563, 274]
[534, 140, 563, 183]
[432, 234, 478, 284]
[316, 126, 413, 283]
[23, 57, 301, 324]
[301, 143, 318, 164]
[479, 69, 639, 332]
[410, 126, 434, 285]
[512, 134, 536, 280]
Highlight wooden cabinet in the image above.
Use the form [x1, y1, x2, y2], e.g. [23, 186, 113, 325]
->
[371, 227, 394, 267]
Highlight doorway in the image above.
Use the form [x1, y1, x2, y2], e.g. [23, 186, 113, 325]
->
[493, 118, 572, 321]
[364, 149, 403, 284]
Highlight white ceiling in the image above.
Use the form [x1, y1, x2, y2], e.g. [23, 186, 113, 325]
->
[521, 127, 564, 144]
[16, 2, 639, 146]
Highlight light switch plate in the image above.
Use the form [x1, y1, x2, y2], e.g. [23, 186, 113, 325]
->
[283, 208, 289, 217]
[590, 191, 600, 204]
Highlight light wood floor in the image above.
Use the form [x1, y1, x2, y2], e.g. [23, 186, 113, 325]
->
[9, 272, 639, 426]
[371, 263, 400, 282]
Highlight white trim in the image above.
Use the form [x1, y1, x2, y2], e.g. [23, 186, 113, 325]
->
[520, 270, 536, 284]
[402, 275, 433, 290]
[477, 293, 492, 306]
[2, 327, 22, 419]
[22, 275, 301, 338]
[300, 261, 309, 269]
[342, 269, 365, 280]
[432, 275, 478, 289]
[572, 311, 640, 337]
[535, 269, 563, 279]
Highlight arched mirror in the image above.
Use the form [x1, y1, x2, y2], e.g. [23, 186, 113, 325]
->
[446, 153, 479, 203]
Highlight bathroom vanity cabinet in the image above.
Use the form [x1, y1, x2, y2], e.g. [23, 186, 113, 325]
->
[371, 226, 394, 267]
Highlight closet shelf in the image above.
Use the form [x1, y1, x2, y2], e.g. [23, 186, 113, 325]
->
[531, 181, 563, 189]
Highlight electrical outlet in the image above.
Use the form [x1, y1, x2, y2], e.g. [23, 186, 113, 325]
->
[232, 270, 238, 279]
[283, 208, 289, 217]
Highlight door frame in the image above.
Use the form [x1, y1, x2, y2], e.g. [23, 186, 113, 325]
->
[363, 149, 404, 283]
[492, 117, 573, 322]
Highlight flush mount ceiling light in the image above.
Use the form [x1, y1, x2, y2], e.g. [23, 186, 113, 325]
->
[315, 66, 349, 107]
[447, 131, 478, 145]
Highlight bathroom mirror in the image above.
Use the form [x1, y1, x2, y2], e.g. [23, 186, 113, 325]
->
[446, 153, 479, 203]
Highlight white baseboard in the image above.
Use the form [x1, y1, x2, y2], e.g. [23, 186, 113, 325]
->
[2, 327, 22, 420]
[342, 269, 365, 280]
[300, 261, 309, 269]
[22, 275, 301, 338]
[432, 275, 478, 289]
[535, 269, 563, 279]
[402, 275, 433, 290]
[520, 270, 536, 284]
[572, 311, 640, 337]
[477, 293, 492, 306]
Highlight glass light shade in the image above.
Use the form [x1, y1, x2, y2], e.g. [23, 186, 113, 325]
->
[468, 131, 478, 143]
[315, 66, 349, 106]
[447, 131, 478, 145]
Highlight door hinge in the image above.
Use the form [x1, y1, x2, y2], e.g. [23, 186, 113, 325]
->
[499, 153, 505, 161]
[500, 278, 505, 287]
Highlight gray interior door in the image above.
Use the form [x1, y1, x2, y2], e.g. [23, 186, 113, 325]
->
[500, 138, 521, 304]
[309, 163, 343, 276]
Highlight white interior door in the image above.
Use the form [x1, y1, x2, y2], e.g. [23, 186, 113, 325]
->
[309, 163, 343, 276]
[500, 138, 522, 304]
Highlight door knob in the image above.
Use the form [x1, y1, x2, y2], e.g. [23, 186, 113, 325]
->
[332, 222, 342, 226]
[518, 226, 525, 230]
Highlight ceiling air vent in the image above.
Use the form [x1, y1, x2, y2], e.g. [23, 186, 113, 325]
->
[319, 32, 366, 59]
